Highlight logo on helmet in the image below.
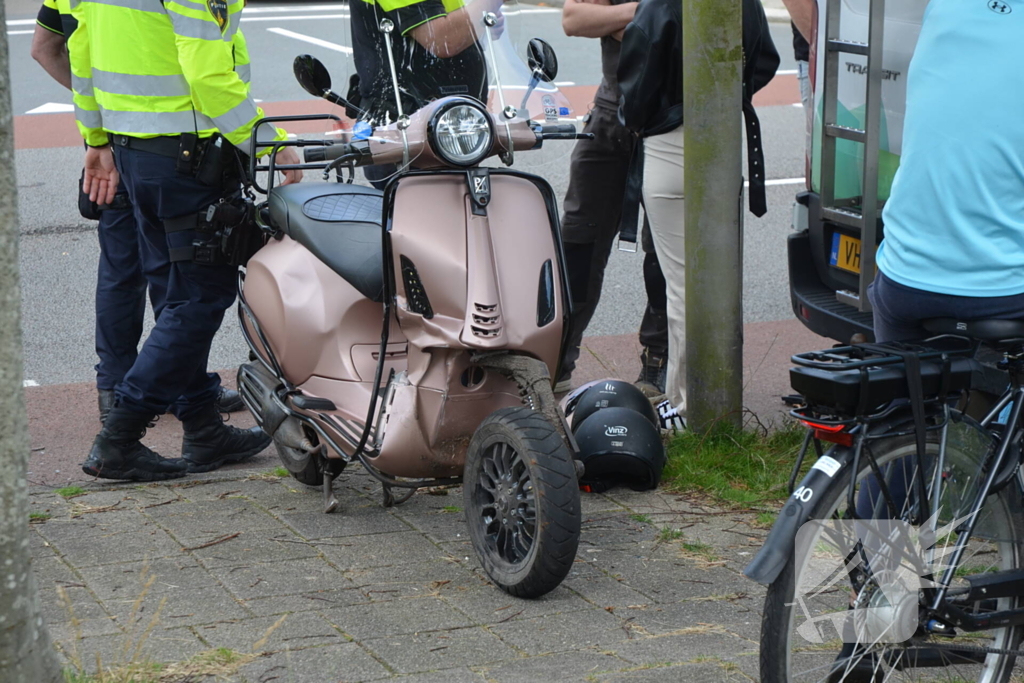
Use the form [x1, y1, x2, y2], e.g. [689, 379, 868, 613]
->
[605, 425, 628, 437]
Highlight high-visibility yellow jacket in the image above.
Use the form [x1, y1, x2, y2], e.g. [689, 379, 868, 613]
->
[68, 0, 279, 150]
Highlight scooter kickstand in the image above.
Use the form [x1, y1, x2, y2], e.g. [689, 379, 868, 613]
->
[322, 469, 340, 514]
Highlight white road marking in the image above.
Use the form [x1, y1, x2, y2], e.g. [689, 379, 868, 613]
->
[740, 177, 805, 188]
[777, 69, 799, 76]
[501, 7, 560, 13]
[7, 30, 34, 35]
[241, 4, 349, 13]
[244, 14, 350, 23]
[553, 81, 576, 86]
[26, 102, 75, 114]
[6, 19, 35, 25]
[266, 27, 353, 54]
[23, 380, 39, 387]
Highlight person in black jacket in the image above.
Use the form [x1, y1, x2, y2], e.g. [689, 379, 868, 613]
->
[617, 0, 779, 422]
[553, 0, 671, 400]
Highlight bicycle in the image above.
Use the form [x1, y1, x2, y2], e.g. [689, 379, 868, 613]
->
[745, 317, 1024, 682]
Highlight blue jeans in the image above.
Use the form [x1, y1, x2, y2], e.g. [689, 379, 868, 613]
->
[112, 146, 238, 419]
[94, 185, 147, 391]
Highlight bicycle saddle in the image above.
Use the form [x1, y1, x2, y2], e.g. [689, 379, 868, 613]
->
[923, 317, 1024, 343]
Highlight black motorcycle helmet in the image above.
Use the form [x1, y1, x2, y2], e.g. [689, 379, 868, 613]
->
[573, 407, 666, 493]
[568, 380, 658, 432]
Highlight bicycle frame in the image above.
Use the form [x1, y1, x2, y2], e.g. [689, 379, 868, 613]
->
[787, 350, 1024, 635]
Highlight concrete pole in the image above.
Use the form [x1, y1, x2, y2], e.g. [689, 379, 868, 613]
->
[682, 0, 744, 431]
[0, 3, 64, 680]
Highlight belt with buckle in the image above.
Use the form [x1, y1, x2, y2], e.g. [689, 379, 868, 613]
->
[110, 134, 188, 158]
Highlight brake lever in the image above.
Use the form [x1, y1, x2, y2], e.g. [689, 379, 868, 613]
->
[322, 154, 353, 180]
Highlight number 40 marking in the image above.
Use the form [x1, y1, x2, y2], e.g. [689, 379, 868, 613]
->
[793, 486, 814, 503]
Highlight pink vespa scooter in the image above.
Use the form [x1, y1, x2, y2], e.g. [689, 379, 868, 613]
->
[236, 5, 587, 597]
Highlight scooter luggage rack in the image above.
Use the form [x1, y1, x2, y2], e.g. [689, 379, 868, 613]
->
[247, 114, 345, 194]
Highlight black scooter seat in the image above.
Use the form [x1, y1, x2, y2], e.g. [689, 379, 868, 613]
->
[268, 184, 385, 302]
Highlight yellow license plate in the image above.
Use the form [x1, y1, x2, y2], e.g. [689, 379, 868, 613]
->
[830, 233, 861, 274]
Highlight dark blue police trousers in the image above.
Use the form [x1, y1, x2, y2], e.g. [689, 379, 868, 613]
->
[112, 145, 237, 420]
[95, 183, 146, 392]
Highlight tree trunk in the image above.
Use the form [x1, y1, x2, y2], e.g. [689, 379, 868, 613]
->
[0, 2, 65, 680]
[682, 0, 744, 431]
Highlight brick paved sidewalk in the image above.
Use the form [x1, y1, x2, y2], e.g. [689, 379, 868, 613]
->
[31, 467, 769, 682]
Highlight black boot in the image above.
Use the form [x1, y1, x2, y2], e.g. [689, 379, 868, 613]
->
[98, 389, 115, 424]
[181, 403, 270, 473]
[634, 347, 667, 398]
[83, 407, 188, 481]
[215, 387, 245, 413]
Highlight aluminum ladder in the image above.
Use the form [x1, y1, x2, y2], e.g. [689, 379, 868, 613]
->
[817, 0, 886, 312]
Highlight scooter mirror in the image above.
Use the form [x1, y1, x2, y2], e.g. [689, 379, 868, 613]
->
[293, 54, 333, 98]
[526, 39, 558, 83]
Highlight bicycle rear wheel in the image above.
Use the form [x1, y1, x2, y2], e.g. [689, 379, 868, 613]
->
[760, 413, 1024, 682]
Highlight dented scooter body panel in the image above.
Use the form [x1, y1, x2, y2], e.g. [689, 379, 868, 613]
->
[240, 169, 568, 480]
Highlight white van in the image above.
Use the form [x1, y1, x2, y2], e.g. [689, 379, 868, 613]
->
[789, 0, 929, 342]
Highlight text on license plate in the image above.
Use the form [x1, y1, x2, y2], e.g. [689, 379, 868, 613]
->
[830, 233, 861, 274]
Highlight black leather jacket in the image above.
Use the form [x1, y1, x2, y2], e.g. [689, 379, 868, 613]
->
[618, 0, 779, 137]
[616, 0, 779, 218]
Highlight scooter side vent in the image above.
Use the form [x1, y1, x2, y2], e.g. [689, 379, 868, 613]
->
[400, 256, 434, 319]
[471, 302, 503, 338]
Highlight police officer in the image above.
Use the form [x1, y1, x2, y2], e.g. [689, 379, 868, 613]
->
[31, 0, 246, 422]
[557, 0, 669, 398]
[348, 0, 500, 187]
[70, 0, 302, 481]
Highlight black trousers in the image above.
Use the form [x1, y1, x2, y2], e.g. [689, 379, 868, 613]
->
[560, 105, 668, 377]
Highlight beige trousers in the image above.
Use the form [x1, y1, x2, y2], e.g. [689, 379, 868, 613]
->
[642, 127, 685, 412]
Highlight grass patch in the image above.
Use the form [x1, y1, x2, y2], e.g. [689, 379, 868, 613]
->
[661, 422, 806, 506]
[29, 512, 52, 522]
[56, 486, 86, 499]
[681, 540, 718, 562]
[754, 511, 776, 528]
[630, 513, 653, 525]
[271, 467, 289, 478]
[657, 527, 683, 542]
[62, 648, 256, 683]
[441, 505, 462, 513]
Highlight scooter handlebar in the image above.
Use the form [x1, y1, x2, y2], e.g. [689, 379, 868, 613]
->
[304, 143, 351, 163]
[537, 124, 593, 141]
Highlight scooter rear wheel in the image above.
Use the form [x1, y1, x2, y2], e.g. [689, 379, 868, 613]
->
[464, 406, 581, 598]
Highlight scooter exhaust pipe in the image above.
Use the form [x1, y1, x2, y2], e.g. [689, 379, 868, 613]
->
[237, 363, 288, 438]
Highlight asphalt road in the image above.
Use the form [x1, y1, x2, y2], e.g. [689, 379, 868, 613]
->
[5, 0, 806, 387]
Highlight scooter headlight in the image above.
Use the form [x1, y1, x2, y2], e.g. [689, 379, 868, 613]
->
[429, 101, 494, 167]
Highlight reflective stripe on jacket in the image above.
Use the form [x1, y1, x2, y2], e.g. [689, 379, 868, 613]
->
[68, 0, 281, 149]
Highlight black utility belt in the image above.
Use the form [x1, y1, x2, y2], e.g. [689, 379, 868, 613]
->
[112, 133, 248, 186]
[110, 133, 191, 159]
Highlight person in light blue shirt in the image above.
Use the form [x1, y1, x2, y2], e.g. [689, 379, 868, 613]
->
[870, 0, 1024, 342]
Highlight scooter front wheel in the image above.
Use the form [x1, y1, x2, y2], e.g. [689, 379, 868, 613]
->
[464, 406, 581, 598]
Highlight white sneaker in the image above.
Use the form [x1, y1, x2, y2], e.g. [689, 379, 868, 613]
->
[655, 399, 686, 432]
